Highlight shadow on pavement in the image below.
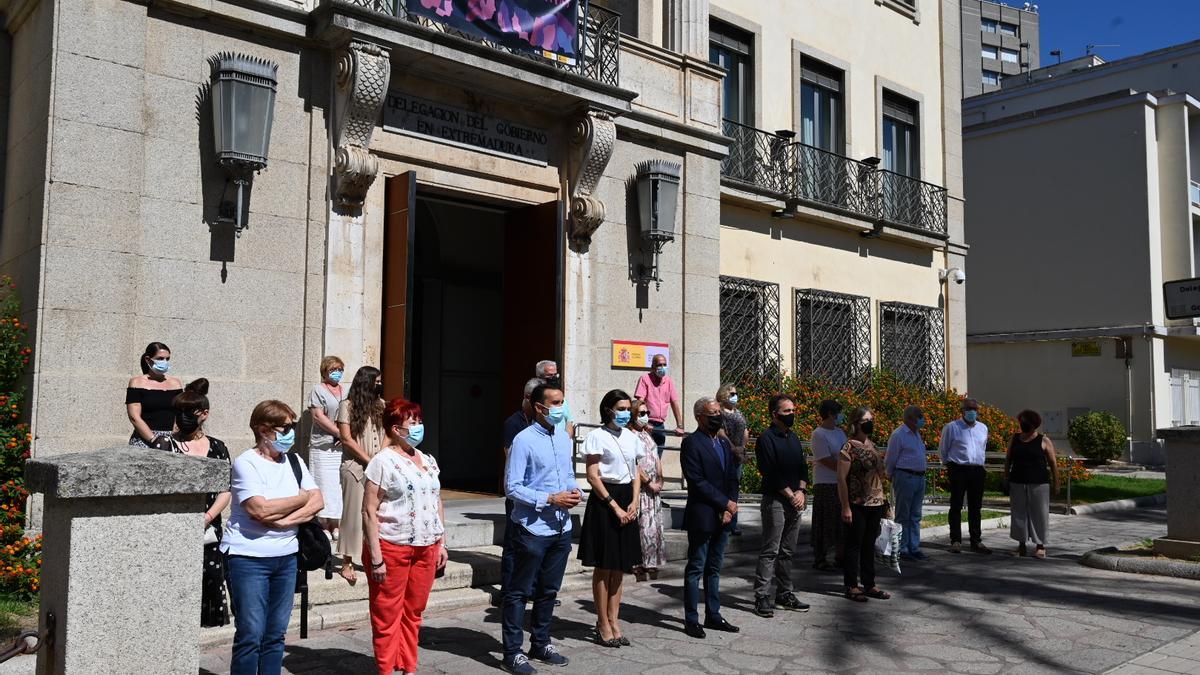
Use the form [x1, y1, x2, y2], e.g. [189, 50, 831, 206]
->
[282, 644, 376, 672]
[421, 625, 503, 669]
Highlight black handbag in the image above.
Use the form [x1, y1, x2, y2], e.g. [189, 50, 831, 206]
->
[285, 453, 332, 572]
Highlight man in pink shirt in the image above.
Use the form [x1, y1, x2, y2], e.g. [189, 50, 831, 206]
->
[634, 354, 686, 456]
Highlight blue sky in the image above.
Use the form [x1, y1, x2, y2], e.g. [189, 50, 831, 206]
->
[1035, 0, 1200, 65]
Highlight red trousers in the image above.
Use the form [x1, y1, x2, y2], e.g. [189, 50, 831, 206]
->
[365, 540, 439, 675]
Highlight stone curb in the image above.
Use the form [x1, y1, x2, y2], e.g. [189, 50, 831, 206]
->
[1069, 493, 1167, 515]
[1080, 546, 1200, 580]
[919, 515, 1010, 540]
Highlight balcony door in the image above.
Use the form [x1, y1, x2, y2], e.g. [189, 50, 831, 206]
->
[881, 92, 920, 224]
[799, 58, 847, 208]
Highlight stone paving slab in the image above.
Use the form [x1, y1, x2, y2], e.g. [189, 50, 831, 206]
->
[190, 507, 1200, 675]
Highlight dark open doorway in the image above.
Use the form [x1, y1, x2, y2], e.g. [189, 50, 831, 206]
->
[382, 174, 561, 494]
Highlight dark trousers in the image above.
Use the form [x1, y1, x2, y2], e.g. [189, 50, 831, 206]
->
[947, 463, 986, 544]
[650, 421, 667, 458]
[842, 504, 883, 590]
[500, 498, 515, 592]
[502, 526, 572, 657]
[683, 528, 729, 625]
[754, 496, 800, 601]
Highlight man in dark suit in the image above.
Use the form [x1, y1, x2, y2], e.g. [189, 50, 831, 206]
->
[680, 396, 741, 639]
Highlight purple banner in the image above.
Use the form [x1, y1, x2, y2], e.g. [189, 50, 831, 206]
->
[408, 0, 580, 65]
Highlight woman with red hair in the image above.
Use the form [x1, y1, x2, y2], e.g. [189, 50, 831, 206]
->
[362, 398, 447, 675]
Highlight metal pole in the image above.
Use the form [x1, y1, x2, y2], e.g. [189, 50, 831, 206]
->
[1066, 454, 1073, 514]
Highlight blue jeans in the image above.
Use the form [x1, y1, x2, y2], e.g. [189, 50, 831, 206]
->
[893, 470, 925, 555]
[226, 554, 297, 675]
[650, 421, 667, 458]
[500, 498, 515, 593]
[683, 528, 729, 625]
[502, 526, 572, 657]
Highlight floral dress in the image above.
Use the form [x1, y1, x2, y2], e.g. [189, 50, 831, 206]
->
[842, 439, 887, 506]
[634, 429, 666, 569]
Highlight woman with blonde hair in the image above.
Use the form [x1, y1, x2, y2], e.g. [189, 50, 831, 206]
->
[363, 397, 447, 675]
[336, 366, 386, 585]
[630, 398, 666, 582]
[837, 406, 890, 602]
[308, 355, 346, 539]
[223, 400, 323, 674]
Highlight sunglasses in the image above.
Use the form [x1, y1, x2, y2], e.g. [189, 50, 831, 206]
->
[275, 422, 297, 434]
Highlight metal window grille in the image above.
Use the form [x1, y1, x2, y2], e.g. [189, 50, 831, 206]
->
[350, 1, 621, 88]
[794, 289, 871, 389]
[879, 301, 945, 389]
[719, 276, 781, 384]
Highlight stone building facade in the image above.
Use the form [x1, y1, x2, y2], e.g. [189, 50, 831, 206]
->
[0, 0, 965, 503]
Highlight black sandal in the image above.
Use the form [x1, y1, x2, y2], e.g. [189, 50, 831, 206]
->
[864, 587, 891, 600]
[845, 588, 867, 602]
[594, 625, 620, 648]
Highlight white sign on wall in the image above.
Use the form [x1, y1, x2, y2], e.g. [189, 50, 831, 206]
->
[1164, 277, 1200, 319]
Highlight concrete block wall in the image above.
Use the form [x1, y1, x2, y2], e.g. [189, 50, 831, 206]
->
[24, 0, 323, 458]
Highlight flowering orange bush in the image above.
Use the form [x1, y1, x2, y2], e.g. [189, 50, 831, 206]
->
[0, 276, 37, 599]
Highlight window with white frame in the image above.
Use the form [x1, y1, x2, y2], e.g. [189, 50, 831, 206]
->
[981, 45, 998, 60]
[982, 70, 1000, 86]
[981, 18, 997, 33]
[1000, 47, 1020, 63]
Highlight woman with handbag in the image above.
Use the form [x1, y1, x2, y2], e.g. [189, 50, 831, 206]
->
[222, 400, 323, 675]
[336, 366, 387, 585]
[837, 406, 890, 602]
[363, 397, 447, 675]
[151, 378, 231, 627]
[1005, 409, 1060, 558]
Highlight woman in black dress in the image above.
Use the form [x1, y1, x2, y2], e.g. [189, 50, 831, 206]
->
[152, 378, 231, 627]
[126, 342, 183, 447]
[1005, 409, 1060, 559]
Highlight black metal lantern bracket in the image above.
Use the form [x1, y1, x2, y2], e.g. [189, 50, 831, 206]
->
[208, 52, 279, 238]
[633, 160, 682, 289]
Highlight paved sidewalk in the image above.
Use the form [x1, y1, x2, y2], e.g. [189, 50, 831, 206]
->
[198, 508, 1199, 674]
[1106, 629, 1200, 674]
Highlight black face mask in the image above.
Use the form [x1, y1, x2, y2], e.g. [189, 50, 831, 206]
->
[375, 383, 385, 397]
[777, 413, 795, 428]
[860, 420, 875, 435]
[543, 376, 561, 389]
[176, 411, 201, 436]
[1019, 422, 1035, 433]
[706, 414, 724, 433]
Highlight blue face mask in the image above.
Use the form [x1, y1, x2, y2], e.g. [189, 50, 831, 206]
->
[328, 370, 343, 384]
[916, 417, 927, 429]
[545, 404, 567, 426]
[963, 410, 979, 424]
[614, 410, 632, 426]
[272, 428, 296, 453]
[728, 394, 739, 405]
[151, 358, 171, 374]
[654, 366, 667, 378]
[405, 423, 425, 447]
[836, 413, 846, 426]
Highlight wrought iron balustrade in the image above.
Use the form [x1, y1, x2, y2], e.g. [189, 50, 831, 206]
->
[720, 120, 949, 237]
[349, 0, 621, 88]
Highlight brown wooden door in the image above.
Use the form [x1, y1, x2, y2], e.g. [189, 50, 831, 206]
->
[500, 200, 562, 416]
[382, 172, 416, 401]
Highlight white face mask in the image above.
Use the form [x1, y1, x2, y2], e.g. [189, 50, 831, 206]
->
[637, 414, 650, 426]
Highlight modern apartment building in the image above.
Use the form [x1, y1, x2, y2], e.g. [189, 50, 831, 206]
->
[712, 0, 968, 393]
[960, 0, 1039, 97]
[963, 40, 1200, 463]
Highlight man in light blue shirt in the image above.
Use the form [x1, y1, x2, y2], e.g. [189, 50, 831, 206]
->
[938, 398, 991, 554]
[885, 406, 929, 560]
[502, 383, 581, 674]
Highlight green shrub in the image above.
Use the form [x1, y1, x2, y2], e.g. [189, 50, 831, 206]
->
[0, 277, 36, 599]
[740, 454, 762, 495]
[1067, 411, 1126, 463]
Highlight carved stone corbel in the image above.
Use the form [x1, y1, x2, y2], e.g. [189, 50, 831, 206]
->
[333, 41, 391, 209]
[567, 110, 616, 252]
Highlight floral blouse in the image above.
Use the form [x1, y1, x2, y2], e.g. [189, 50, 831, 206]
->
[840, 439, 887, 506]
[364, 447, 445, 547]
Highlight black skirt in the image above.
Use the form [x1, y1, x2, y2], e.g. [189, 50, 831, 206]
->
[578, 482, 643, 573]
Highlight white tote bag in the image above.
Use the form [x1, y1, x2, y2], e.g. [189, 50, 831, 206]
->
[874, 518, 903, 573]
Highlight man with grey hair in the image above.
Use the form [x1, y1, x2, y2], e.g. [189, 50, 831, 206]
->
[679, 397, 740, 639]
[940, 398, 991, 554]
[886, 405, 929, 561]
[534, 360, 559, 387]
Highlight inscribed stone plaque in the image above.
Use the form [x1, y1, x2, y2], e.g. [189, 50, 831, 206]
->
[382, 92, 550, 164]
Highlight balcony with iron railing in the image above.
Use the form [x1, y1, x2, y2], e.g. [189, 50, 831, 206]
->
[325, 0, 623, 91]
[721, 119, 949, 238]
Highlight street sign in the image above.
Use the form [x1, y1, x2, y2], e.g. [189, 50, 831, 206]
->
[1164, 277, 1200, 319]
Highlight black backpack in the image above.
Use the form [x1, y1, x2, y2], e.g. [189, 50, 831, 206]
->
[285, 453, 333, 572]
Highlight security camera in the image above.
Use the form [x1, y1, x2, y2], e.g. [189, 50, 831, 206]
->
[940, 268, 966, 285]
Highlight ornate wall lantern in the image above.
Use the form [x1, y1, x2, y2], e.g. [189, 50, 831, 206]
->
[634, 160, 682, 287]
[209, 52, 278, 236]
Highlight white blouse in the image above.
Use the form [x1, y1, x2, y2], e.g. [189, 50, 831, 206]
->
[582, 426, 645, 484]
[364, 447, 445, 547]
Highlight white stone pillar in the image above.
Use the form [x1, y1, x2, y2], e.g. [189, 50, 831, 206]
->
[663, 0, 710, 59]
[26, 449, 229, 674]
